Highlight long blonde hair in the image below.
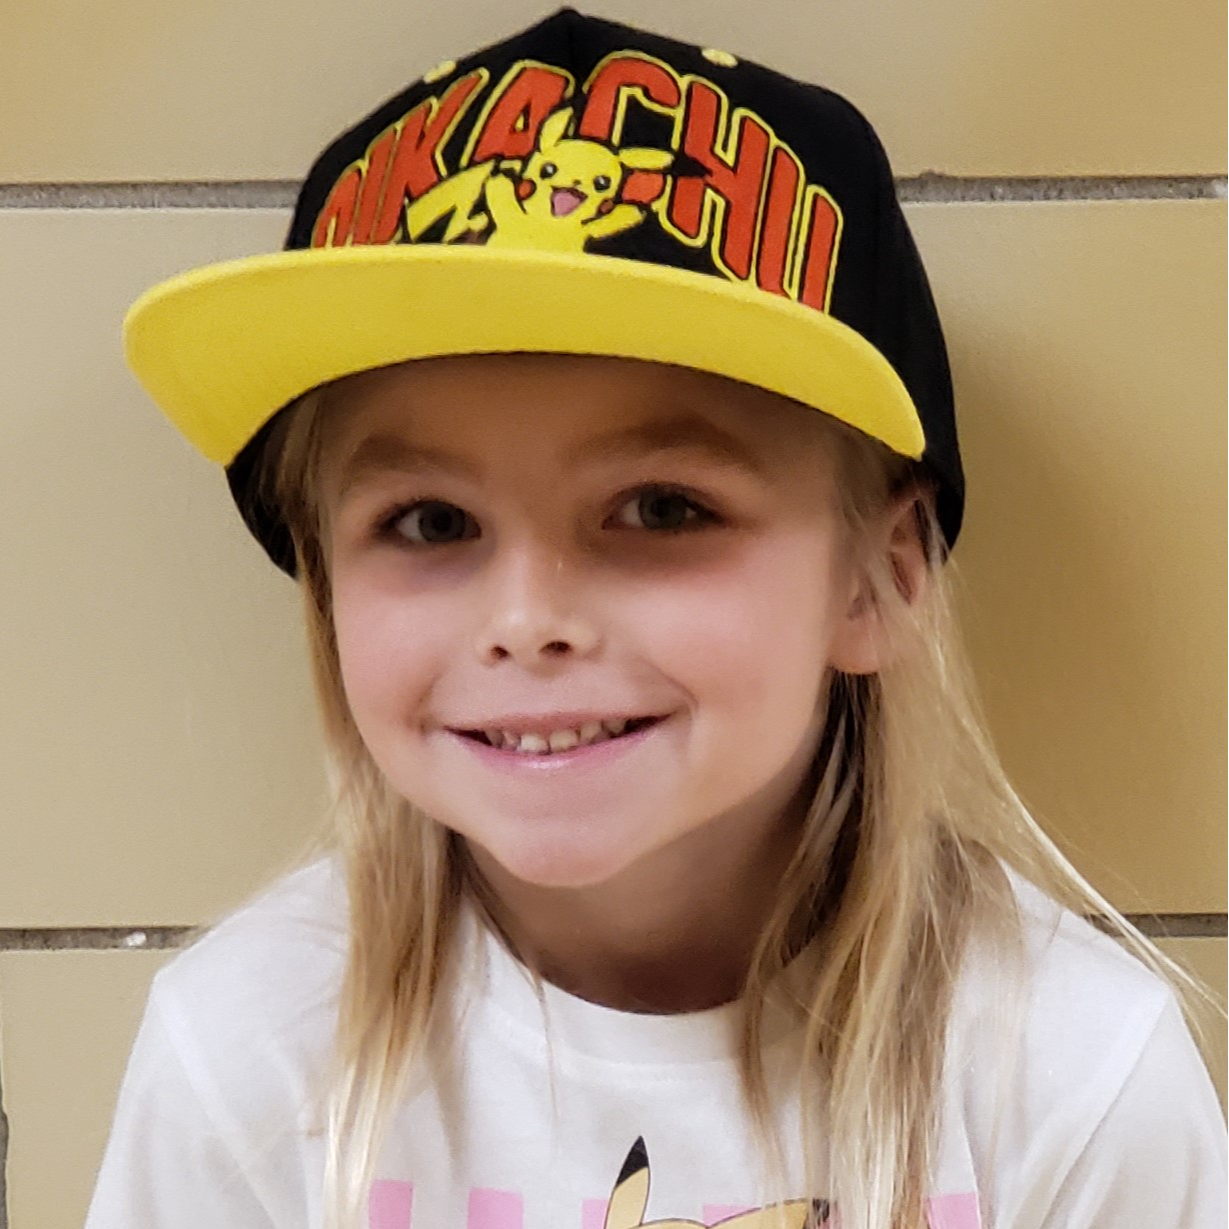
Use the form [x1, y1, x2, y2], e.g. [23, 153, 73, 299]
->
[262, 368, 1204, 1229]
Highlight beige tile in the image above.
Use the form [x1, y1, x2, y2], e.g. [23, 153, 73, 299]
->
[908, 199, 1226, 914]
[0, 210, 326, 926]
[0, 0, 1223, 182]
[0, 949, 173, 1229]
[1156, 937, 1228, 1111]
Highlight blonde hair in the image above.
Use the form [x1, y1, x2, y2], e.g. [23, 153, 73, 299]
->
[261, 369, 1206, 1229]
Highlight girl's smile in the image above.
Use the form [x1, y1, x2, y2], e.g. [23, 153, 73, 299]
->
[318, 353, 876, 904]
[439, 713, 673, 792]
[444, 711, 668, 756]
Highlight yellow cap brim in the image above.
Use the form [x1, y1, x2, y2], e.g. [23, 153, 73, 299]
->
[123, 245, 925, 466]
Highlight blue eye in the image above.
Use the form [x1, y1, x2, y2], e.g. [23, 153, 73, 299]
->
[614, 488, 712, 531]
[390, 501, 478, 545]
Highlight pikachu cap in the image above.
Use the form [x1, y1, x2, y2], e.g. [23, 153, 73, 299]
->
[124, 8, 964, 575]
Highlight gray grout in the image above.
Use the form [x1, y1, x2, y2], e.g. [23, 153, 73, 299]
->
[0, 915, 1222, 951]
[0, 175, 1223, 211]
[0, 927, 195, 952]
[0, 181, 300, 209]
[0, 1061, 7, 1229]
[1121, 913, 1229, 940]
[896, 173, 1226, 203]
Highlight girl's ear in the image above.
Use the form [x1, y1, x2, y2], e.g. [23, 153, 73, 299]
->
[828, 490, 930, 676]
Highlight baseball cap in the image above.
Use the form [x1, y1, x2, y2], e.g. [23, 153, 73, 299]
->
[123, 7, 964, 575]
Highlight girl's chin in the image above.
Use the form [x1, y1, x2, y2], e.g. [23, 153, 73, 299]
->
[461, 833, 648, 894]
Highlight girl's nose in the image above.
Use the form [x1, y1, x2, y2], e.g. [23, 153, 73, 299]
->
[472, 544, 601, 668]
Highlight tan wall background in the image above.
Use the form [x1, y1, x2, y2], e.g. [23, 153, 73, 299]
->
[0, 2, 1224, 1225]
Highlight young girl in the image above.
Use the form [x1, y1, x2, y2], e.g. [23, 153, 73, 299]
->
[87, 10, 1225, 1229]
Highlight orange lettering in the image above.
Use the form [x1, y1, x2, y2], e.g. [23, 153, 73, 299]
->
[756, 146, 801, 297]
[351, 127, 397, 245]
[469, 65, 571, 163]
[371, 71, 486, 243]
[622, 170, 669, 205]
[667, 81, 770, 281]
[311, 167, 361, 247]
[579, 54, 681, 141]
[797, 191, 841, 311]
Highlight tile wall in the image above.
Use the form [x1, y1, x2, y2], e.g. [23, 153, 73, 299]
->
[1, 2, 1224, 1224]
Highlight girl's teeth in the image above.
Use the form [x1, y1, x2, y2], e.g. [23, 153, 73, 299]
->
[478, 719, 651, 754]
[548, 729, 580, 752]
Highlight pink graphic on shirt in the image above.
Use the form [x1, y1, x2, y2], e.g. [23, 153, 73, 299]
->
[468, 1187, 525, 1228]
[926, 1192, 981, 1229]
[364, 1181, 980, 1227]
[368, 1179, 413, 1229]
[582, 1199, 610, 1229]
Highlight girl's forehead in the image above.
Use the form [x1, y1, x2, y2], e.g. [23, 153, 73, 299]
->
[319, 353, 835, 462]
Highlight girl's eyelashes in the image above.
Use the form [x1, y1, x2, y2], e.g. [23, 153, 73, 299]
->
[608, 485, 720, 533]
[369, 484, 721, 548]
[380, 499, 480, 546]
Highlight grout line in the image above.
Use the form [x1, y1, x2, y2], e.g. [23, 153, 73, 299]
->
[0, 175, 1223, 210]
[0, 915, 1222, 951]
[1120, 913, 1228, 940]
[0, 182, 299, 209]
[0, 927, 195, 952]
[0, 1057, 7, 1229]
[896, 174, 1226, 203]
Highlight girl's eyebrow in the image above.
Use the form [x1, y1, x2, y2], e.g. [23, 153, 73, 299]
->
[333, 433, 481, 501]
[567, 414, 769, 475]
[334, 413, 767, 502]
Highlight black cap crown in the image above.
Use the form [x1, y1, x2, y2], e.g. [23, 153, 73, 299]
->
[228, 8, 962, 571]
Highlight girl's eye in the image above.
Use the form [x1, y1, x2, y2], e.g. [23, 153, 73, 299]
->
[613, 488, 713, 532]
[387, 500, 478, 545]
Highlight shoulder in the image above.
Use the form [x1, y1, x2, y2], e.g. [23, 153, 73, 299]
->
[1004, 872, 1174, 1047]
[157, 855, 346, 1020]
[947, 872, 1226, 1223]
[145, 857, 347, 1120]
[86, 862, 347, 1225]
[953, 872, 1177, 1110]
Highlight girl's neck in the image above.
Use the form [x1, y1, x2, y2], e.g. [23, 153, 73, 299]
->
[467, 791, 809, 1015]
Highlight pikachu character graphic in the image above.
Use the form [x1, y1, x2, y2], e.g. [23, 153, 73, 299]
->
[604, 1139, 831, 1229]
[404, 106, 674, 253]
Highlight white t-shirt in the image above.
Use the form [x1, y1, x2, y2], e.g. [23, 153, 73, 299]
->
[84, 859, 1226, 1228]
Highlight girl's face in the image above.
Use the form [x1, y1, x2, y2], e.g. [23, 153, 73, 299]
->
[318, 355, 870, 894]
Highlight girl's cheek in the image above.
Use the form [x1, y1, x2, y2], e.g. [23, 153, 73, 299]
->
[668, 540, 837, 678]
[627, 561, 811, 672]
[332, 582, 441, 705]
